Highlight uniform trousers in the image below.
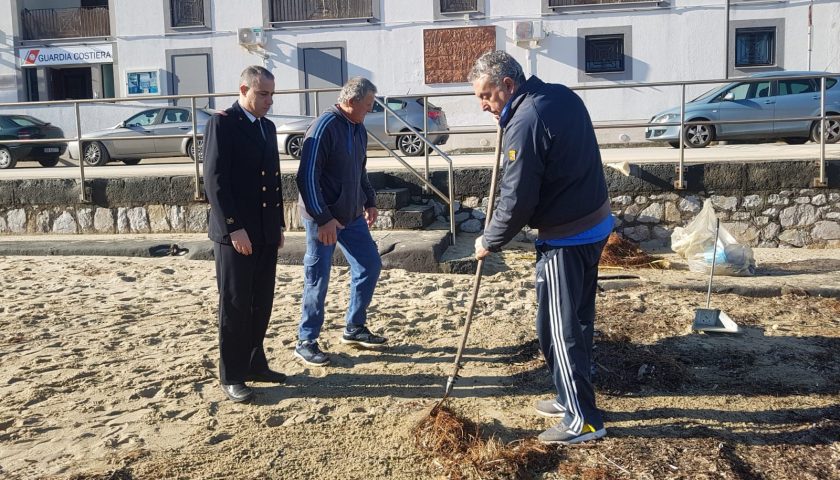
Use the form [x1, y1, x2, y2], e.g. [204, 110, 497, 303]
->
[214, 241, 278, 385]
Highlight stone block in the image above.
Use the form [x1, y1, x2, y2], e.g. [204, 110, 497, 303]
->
[622, 225, 650, 242]
[394, 204, 434, 229]
[710, 195, 738, 211]
[169, 206, 185, 231]
[638, 203, 663, 223]
[128, 207, 150, 233]
[373, 210, 394, 230]
[812, 194, 827, 206]
[622, 203, 642, 222]
[459, 219, 483, 233]
[761, 223, 780, 241]
[679, 195, 702, 213]
[779, 204, 817, 227]
[454, 211, 470, 223]
[742, 194, 763, 209]
[612, 195, 633, 206]
[117, 208, 130, 233]
[148, 205, 170, 233]
[186, 204, 208, 232]
[664, 202, 681, 223]
[94, 208, 115, 233]
[375, 188, 410, 210]
[812, 221, 840, 240]
[778, 229, 806, 247]
[7, 208, 26, 233]
[52, 211, 77, 234]
[0, 215, 6, 233]
[77, 208, 93, 232]
[462, 196, 480, 208]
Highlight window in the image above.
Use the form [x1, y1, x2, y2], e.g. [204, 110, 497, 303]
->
[162, 109, 191, 123]
[165, 0, 210, 31]
[779, 79, 815, 96]
[440, 0, 479, 13]
[551, 0, 653, 5]
[577, 26, 632, 82]
[585, 34, 624, 73]
[171, 0, 204, 27]
[723, 81, 771, 101]
[735, 27, 775, 67]
[125, 110, 160, 127]
[270, 0, 374, 23]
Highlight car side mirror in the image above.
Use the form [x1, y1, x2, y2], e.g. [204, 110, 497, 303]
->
[723, 92, 735, 102]
[117, 121, 125, 128]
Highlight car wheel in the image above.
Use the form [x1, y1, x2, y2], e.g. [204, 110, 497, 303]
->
[397, 131, 425, 156]
[810, 117, 840, 144]
[187, 139, 204, 161]
[38, 156, 60, 167]
[0, 146, 16, 169]
[783, 137, 809, 145]
[122, 159, 141, 165]
[286, 135, 304, 159]
[683, 121, 714, 148]
[83, 141, 110, 166]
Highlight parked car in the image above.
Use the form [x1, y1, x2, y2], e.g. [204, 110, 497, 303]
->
[68, 107, 214, 166]
[276, 96, 450, 159]
[645, 71, 840, 148]
[0, 114, 67, 169]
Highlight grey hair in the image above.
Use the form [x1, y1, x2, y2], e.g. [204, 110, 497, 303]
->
[240, 65, 274, 90]
[337, 77, 378, 104]
[467, 50, 526, 87]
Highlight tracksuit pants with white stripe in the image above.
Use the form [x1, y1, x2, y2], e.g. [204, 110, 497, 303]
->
[535, 238, 607, 432]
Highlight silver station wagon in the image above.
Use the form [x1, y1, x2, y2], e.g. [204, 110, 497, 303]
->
[645, 71, 840, 148]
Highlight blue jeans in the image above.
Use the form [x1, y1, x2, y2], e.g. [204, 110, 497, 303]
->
[298, 215, 381, 342]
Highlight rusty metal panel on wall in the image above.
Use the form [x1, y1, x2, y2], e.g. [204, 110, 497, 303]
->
[423, 26, 496, 85]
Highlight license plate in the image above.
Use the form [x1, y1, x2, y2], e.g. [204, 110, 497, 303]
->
[44, 148, 59, 153]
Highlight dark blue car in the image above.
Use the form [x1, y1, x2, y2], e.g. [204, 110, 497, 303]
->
[0, 114, 67, 169]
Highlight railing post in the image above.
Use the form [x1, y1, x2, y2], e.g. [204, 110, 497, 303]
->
[423, 97, 430, 194]
[191, 96, 204, 200]
[674, 83, 687, 189]
[448, 165, 456, 246]
[74, 101, 89, 202]
[814, 76, 827, 188]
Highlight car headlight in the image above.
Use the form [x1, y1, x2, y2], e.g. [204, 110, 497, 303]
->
[652, 113, 680, 124]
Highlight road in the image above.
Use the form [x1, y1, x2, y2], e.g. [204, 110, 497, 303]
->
[2, 143, 838, 181]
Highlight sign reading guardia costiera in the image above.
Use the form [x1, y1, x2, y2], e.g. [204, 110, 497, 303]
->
[18, 45, 114, 67]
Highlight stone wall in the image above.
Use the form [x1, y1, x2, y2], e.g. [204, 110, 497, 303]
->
[1, 161, 838, 247]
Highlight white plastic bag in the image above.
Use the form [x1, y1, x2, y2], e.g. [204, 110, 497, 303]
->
[671, 199, 756, 276]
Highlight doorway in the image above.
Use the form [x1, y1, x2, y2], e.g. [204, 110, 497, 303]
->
[170, 51, 212, 108]
[300, 45, 347, 116]
[48, 67, 93, 100]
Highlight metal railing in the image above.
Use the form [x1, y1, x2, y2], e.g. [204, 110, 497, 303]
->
[0, 87, 461, 241]
[0, 73, 836, 236]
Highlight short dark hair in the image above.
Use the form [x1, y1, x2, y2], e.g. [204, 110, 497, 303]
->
[467, 50, 526, 87]
[240, 65, 274, 90]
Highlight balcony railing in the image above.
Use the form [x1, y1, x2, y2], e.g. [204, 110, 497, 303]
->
[21, 7, 110, 41]
[270, 0, 372, 22]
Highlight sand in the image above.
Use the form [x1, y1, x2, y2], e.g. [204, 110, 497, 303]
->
[0, 244, 838, 479]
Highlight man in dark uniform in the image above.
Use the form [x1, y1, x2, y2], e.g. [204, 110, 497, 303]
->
[203, 65, 286, 403]
[470, 51, 613, 444]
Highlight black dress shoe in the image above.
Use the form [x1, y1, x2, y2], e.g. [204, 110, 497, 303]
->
[246, 369, 287, 384]
[220, 383, 254, 402]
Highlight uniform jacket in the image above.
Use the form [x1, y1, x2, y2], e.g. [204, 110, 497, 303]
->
[483, 76, 610, 251]
[203, 101, 284, 245]
[296, 105, 376, 227]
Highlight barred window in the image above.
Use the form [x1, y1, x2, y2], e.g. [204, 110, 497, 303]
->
[440, 0, 478, 13]
[271, 0, 373, 22]
[550, 0, 650, 6]
[584, 34, 624, 73]
[171, 0, 204, 27]
[735, 27, 775, 67]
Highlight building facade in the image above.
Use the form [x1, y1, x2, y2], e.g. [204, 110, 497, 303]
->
[0, 0, 838, 144]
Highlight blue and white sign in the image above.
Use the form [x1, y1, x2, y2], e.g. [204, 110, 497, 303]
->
[19, 45, 113, 67]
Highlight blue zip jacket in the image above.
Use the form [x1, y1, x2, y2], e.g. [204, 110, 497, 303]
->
[296, 105, 376, 227]
[483, 76, 610, 251]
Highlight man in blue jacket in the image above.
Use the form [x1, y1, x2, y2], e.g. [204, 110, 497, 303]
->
[470, 51, 613, 444]
[294, 77, 386, 366]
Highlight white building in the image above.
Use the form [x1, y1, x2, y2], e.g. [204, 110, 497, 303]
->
[1, 0, 838, 146]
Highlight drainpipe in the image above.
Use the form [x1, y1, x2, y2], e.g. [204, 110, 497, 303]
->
[724, 0, 730, 78]
[807, 0, 813, 70]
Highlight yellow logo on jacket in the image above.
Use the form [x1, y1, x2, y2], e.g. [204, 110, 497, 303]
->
[508, 149, 517, 162]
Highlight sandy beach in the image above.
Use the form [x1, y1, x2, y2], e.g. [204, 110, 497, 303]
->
[0, 245, 838, 479]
